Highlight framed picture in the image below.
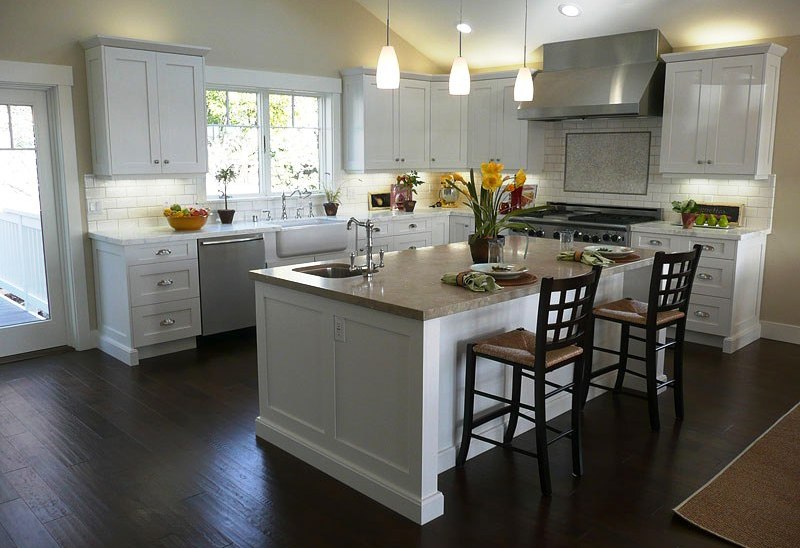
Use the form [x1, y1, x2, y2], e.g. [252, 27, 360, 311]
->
[368, 192, 391, 210]
[521, 184, 538, 208]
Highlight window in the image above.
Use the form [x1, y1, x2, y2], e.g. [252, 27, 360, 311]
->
[206, 89, 326, 199]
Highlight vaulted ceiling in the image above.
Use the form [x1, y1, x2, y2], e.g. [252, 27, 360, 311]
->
[355, 0, 800, 69]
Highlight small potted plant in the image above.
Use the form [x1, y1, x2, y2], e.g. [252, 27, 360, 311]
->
[396, 170, 425, 212]
[216, 165, 238, 224]
[322, 179, 342, 216]
[672, 199, 700, 229]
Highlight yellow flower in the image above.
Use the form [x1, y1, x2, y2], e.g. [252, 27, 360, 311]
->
[514, 169, 527, 189]
[452, 172, 466, 183]
[480, 162, 504, 191]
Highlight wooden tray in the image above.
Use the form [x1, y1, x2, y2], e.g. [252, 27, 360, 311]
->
[613, 253, 642, 264]
[497, 273, 538, 286]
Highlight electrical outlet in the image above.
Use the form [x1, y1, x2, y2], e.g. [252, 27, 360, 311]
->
[334, 316, 346, 342]
[89, 201, 102, 213]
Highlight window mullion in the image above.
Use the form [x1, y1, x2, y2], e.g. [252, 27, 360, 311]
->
[262, 92, 272, 197]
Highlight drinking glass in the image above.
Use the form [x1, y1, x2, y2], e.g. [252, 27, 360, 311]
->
[559, 231, 574, 252]
[488, 239, 504, 264]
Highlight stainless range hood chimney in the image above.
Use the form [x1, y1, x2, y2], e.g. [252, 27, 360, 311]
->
[518, 29, 672, 121]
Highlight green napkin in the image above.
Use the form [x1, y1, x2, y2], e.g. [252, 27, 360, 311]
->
[442, 271, 503, 292]
[557, 250, 614, 266]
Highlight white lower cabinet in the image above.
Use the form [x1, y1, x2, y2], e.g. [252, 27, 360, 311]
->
[448, 216, 474, 243]
[631, 228, 766, 353]
[394, 233, 430, 251]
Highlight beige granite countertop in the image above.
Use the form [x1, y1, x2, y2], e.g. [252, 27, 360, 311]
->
[632, 221, 770, 240]
[250, 236, 656, 321]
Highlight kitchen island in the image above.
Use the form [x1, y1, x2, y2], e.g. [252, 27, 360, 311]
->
[249, 237, 656, 523]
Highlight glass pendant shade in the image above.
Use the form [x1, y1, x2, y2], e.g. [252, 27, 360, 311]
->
[513, 67, 534, 101]
[376, 45, 400, 89]
[449, 56, 471, 95]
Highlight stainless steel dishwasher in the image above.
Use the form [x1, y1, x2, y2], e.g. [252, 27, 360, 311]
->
[198, 233, 265, 335]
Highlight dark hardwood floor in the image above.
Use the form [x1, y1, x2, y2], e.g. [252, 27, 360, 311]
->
[0, 330, 797, 547]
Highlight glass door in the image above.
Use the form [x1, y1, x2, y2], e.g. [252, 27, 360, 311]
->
[0, 88, 67, 357]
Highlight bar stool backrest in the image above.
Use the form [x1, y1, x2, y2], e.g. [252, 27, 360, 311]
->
[647, 244, 703, 325]
[535, 265, 603, 369]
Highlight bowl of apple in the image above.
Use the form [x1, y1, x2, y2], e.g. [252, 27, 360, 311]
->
[163, 204, 209, 231]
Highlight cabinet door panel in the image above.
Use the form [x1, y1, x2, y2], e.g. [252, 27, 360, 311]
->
[105, 47, 162, 175]
[496, 79, 527, 170]
[364, 76, 397, 170]
[467, 82, 496, 167]
[397, 80, 429, 169]
[157, 53, 207, 174]
[706, 55, 763, 175]
[430, 82, 467, 168]
[660, 59, 711, 174]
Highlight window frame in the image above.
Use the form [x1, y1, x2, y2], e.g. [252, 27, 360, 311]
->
[204, 86, 331, 201]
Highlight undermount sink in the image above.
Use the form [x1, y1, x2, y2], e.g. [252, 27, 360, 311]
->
[293, 263, 362, 278]
[274, 218, 348, 258]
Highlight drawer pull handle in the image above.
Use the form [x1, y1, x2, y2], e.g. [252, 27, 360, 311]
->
[409, 246, 417, 250]
[372, 227, 381, 233]
[697, 273, 713, 281]
[155, 249, 172, 256]
[160, 318, 176, 327]
[694, 311, 711, 319]
[648, 240, 662, 246]
[409, 223, 417, 229]
[157, 279, 174, 287]
[702, 245, 715, 251]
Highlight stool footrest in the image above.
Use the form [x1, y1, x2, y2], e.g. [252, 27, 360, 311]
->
[588, 362, 623, 379]
[471, 404, 512, 429]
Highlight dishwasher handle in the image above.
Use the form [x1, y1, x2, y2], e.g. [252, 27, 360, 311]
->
[199, 235, 264, 246]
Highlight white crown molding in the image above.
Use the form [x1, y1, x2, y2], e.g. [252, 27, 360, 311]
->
[207, 66, 342, 94]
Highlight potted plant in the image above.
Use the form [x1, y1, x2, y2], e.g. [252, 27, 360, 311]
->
[672, 199, 700, 229]
[216, 165, 238, 224]
[396, 170, 425, 212]
[443, 163, 547, 263]
[322, 179, 342, 216]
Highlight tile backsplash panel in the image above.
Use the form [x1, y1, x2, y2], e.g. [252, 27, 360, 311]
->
[85, 117, 775, 232]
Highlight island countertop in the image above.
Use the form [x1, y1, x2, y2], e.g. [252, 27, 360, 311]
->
[249, 236, 656, 321]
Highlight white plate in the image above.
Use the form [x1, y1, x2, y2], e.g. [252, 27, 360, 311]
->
[584, 245, 635, 259]
[470, 263, 529, 279]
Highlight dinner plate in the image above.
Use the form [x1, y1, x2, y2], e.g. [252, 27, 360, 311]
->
[584, 245, 636, 259]
[470, 263, 529, 279]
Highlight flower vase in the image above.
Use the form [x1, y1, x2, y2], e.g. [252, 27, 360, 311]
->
[681, 212, 698, 229]
[468, 235, 504, 263]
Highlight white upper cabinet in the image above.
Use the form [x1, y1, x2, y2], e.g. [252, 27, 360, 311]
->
[82, 36, 209, 177]
[342, 72, 430, 172]
[429, 82, 468, 169]
[660, 44, 785, 179]
[467, 78, 528, 170]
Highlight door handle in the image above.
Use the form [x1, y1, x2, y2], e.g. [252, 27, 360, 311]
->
[199, 235, 264, 246]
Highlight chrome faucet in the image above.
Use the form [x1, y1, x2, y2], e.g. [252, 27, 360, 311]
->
[347, 217, 384, 278]
[281, 188, 311, 220]
[308, 200, 314, 218]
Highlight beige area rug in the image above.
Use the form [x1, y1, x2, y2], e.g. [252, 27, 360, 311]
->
[674, 402, 800, 547]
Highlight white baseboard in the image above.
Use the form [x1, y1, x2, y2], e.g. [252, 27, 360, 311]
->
[760, 321, 800, 345]
[96, 333, 138, 366]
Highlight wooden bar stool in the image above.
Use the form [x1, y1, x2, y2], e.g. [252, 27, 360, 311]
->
[583, 245, 703, 431]
[456, 265, 602, 496]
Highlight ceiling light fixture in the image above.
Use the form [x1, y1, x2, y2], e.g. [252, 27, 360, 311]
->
[376, 0, 400, 89]
[513, 0, 534, 102]
[449, 0, 471, 95]
[558, 3, 582, 17]
[456, 22, 472, 34]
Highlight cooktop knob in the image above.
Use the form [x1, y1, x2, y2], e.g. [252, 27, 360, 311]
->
[573, 230, 583, 238]
[535, 229, 545, 237]
[611, 234, 624, 243]
[582, 234, 592, 242]
[591, 235, 601, 243]
[552, 231, 560, 239]
[602, 233, 611, 241]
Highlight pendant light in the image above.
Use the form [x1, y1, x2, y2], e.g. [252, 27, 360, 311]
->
[513, 0, 534, 101]
[376, 0, 400, 89]
[449, 0, 471, 95]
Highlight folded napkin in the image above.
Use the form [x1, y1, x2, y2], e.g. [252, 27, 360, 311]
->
[442, 271, 503, 292]
[557, 250, 614, 266]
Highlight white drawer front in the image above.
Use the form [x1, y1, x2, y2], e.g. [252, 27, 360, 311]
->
[393, 233, 431, 250]
[631, 232, 687, 252]
[693, 258, 734, 299]
[132, 298, 201, 347]
[686, 237, 735, 260]
[129, 259, 199, 306]
[126, 240, 197, 265]
[369, 221, 392, 237]
[686, 295, 732, 336]
[393, 219, 429, 235]
[357, 235, 392, 254]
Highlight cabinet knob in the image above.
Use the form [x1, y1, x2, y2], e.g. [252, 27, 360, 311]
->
[408, 246, 417, 250]
[157, 279, 174, 287]
[372, 227, 381, 233]
[395, 158, 400, 162]
[697, 160, 703, 164]
[697, 273, 713, 281]
[154, 159, 160, 164]
[160, 318, 176, 327]
[694, 310, 711, 319]
[431, 158, 436, 162]
[706, 160, 713, 164]
[164, 159, 170, 165]
[401, 158, 405, 162]
[409, 223, 417, 229]
[648, 240, 663, 246]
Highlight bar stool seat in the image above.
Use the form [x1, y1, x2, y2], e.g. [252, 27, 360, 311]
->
[474, 330, 583, 369]
[593, 297, 685, 327]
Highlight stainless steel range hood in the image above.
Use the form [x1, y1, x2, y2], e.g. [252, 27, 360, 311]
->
[518, 30, 672, 121]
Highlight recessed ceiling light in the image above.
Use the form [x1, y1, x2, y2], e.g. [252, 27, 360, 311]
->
[558, 3, 582, 17]
[456, 22, 472, 33]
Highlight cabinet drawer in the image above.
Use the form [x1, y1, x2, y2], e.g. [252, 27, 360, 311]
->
[369, 221, 392, 237]
[357, 235, 392, 254]
[126, 240, 197, 264]
[129, 259, 199, 306]
[686, 237, 735, 260]
[132, 297, 201, 347]
[393, 233, 431, 250]
[693, 258, 734, 299]
[631, 232, 686, 251]
[393, 219, 429, 235]
[686, 295, 732, 336]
